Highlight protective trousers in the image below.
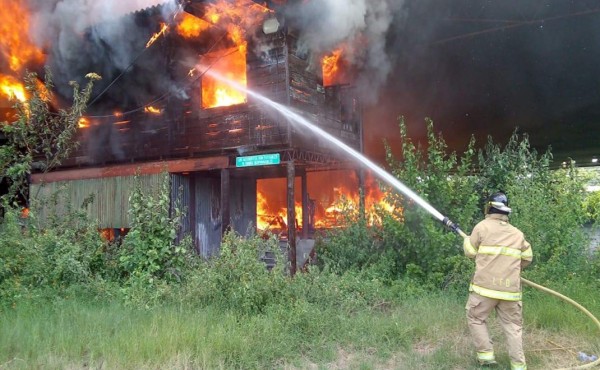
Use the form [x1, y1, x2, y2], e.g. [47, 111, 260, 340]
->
[466, 293, 527, 369]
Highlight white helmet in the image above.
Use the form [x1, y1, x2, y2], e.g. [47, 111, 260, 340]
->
[486, 191, 512, 214]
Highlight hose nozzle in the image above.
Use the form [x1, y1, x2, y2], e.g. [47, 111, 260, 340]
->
[442, 217, 465, 237]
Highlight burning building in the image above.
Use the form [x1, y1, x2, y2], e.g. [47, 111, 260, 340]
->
[1, 0, 394, 272]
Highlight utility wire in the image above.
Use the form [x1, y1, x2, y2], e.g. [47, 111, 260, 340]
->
[87, 4, 185, 108]
[434, 7, 600, 45]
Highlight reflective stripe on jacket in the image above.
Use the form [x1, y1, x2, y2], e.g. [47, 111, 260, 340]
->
[463, 213, 532, 301]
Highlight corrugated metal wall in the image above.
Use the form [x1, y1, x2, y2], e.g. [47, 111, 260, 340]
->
[31, 171, 259, 258]
[31, 173, 165, 228]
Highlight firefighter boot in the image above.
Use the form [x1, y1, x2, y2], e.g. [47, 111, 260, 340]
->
[478, 358, 498, 367]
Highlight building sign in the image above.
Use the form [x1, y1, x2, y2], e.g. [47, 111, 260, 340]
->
[236, 153, 281, 167]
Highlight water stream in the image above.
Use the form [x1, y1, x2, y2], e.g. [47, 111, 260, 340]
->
[206, 69, 446, 222]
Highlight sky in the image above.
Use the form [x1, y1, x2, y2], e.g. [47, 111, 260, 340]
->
[363, 0, 600, 167]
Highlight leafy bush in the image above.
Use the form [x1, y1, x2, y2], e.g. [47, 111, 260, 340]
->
[583, 190, 600, 224]
[118, 174, 195, 289]
[317, 117, 589, 287]
[316, 204, 383, 275]
[0, 70, 98, 207]
[179, 231, 288, 314]
[318, 118, 478, 288]
[0, 205, 107, 305]
[480, 133, 588, 275]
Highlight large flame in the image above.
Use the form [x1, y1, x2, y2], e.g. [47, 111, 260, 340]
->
[176, 1, 271, 109]
[176, 12, 211, 38]
[322, 48, 344, 87]
[0, 0, 45, 104]
[200, 47, 247, 108]
[0, 0, 44, 73]
[257, 171, 399, 233]
[0, 74, 27, 102]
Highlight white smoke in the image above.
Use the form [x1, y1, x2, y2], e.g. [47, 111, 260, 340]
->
[31, 0, 172, 35]
[284, 0, 403, 102]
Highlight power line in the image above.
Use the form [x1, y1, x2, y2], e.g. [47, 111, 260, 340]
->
[434, 8, 600, 45]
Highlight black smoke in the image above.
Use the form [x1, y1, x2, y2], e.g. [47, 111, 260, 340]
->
[366, 0, 600, 165]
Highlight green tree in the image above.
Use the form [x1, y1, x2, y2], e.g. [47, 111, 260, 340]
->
[318, 117, 589, 287]
[478, 132, 588, 272]
[0, 69, 100, 207]
[118, 173, 193, 287]
[380, 117, 478, 287]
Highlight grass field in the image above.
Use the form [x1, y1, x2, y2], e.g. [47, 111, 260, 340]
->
[1, 285, 598, 370]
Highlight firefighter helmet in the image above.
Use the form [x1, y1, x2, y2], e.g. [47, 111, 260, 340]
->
[485, 191, 512, 214]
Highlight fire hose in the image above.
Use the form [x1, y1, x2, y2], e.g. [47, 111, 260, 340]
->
[442, 217, 600, 369]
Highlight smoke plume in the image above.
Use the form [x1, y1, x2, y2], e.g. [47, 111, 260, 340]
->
[283, 0, 404, 103]
[29, 0, 182, 107]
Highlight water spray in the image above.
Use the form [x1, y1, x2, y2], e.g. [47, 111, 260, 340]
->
[205, 69, 600, 369]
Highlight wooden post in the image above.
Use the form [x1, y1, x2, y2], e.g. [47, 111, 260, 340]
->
[300, 168, 309, 239]
[287, 161, 297, 276]
[221, 168, 230, 236]
[357, 168, 366, 220]
[189, 174, 197, 253]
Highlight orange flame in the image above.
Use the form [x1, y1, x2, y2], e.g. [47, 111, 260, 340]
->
[322, 47, 343, 87]
[0, 74, 26, 102]
[201, 47, 247, 108]
[0, 0, 44, 73]
[257, 171, 400, 233]
[176, 0, 271, 109]
[146, 23, 169, 48]
[176, 13, 211, 38]
[78, 117, 90, 128]
[0, 0, 45, 107]
[144, 106, 162, 114]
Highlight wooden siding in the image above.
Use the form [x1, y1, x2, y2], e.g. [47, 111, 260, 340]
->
[31, 157, 229, 184]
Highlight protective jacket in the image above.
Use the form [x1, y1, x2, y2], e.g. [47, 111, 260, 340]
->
[463, 213, 533, 301]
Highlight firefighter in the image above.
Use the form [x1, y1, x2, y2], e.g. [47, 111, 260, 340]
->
[463, 191, 533, 369]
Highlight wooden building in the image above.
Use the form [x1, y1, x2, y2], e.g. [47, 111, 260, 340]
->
[30, 1, 364, 273]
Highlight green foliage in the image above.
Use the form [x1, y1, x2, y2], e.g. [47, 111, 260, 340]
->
[318, 117, 590, 288]
[0, 205, 107, 305]
[381, 118, 479, 287]
[479, 133, 588, 274]
[477, 130, 551, 194]
[583, 190, 600, 224]
[181, 231, 288, 315]
[318, 117, 478, 287]
[0, 69, 99, 206]
[118, 173, 195, 290]
[316, 201, 383, 274]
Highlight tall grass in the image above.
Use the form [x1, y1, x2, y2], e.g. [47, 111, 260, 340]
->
[1, 288, 598, 370]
